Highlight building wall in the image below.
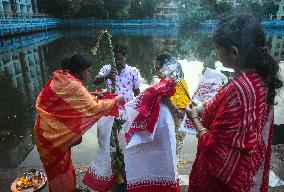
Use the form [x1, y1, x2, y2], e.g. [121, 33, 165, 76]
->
[217, 0, 241, 7]
[277, 0, 284, 20]
[0, 46, 43, 100]
[270, 34, 284, 60]
[156, 1, 178, 18]
[0, 0, 37, 14]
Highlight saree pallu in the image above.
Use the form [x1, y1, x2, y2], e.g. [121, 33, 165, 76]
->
[188, 70, 274, 192]
[124, 78, 180, 192]
[34, 70, 118, 192]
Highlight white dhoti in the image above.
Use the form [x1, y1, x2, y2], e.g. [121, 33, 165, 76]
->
[82, 116, 115, 192]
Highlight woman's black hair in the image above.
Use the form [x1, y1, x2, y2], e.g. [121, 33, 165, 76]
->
[61, 54, 92, 75]
[155, 52, 172, 67]
[212, 13, 283, 105]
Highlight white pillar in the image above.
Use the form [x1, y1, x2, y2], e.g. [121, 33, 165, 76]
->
[2, 1, 12, 13]
[0, 1, 4, 13]
[27, 5, 32, 14]
[0, 57, 4, 72]
[32, 0, 38, 13]
[16, 3, 21, 13]
[6, 58, 17, 88]
[277, 1, 284, 20]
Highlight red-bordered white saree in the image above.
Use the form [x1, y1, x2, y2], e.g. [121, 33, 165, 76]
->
[124, 78, 180, 192]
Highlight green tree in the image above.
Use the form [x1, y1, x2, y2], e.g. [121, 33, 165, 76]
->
[200, 0, 217, 7]
[214, 1, 233, 18]
[238, 1, 262, 19]
[179, 0, 209, 27]
[141, 0, 159, 18]
[178, 0, 233, 28]
[37, 0, 73, 17]
[129, 0, 160, 19]
[129, 0, 143, 19]
[262, 1, 279, 20]
[75, 0, 106, 18]
[116, 9, 130, 19]
[37, 0, 128, 18]
[104, 0, 129, 19]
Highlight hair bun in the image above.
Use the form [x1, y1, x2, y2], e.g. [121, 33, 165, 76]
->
[61, 57, 72, 71]
[60, 54, 92, 74]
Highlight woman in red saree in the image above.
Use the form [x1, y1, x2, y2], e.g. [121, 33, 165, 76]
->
[186, 14, 283, 192]
[34, 54, 123, 192]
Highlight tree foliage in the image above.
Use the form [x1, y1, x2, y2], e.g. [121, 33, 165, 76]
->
[37, 0, 129, 18]
[36, 0, 279, 21]
[179, 0, 208, 27]
[234, 0, 279, 20]
[129, 0, 160, 19]
[75, 1, 106, 18]
[178, 0, 233, 28]
[104, 0, 130, 19]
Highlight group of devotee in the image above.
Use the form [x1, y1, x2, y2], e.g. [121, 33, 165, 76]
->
[34, 13, 283, 192]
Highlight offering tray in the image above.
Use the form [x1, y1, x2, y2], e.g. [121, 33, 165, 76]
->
[11, 169, 47, 192]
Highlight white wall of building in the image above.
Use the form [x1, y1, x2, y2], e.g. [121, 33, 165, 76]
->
[277, 0, 284, 20]
[0, 0, 36, 14]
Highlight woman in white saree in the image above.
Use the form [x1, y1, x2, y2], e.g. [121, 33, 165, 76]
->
[124, 53, 187, 192]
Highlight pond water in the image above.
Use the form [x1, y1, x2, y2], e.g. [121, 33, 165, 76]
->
[0, 27, 283, 191]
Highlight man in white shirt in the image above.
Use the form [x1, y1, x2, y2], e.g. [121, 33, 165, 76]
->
[93, 44, 141, 102]
[85, 45, 141, 191]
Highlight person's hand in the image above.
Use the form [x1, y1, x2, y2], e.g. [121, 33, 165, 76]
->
[203, 101, 209, 108]
[115, 95, 124, 104]
[191, 101, 207, 115]
[172, 108, 185, 119]
[174, 109, 185, 119]
[105, 68, 117, 81]
[178, 109, 185, 119]
[91, 91, 106, 98]
[191, 101, 198, 107]
[185, 104, 198, 120]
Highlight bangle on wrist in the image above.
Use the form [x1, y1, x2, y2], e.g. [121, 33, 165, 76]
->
[197, 127, 208, 133]
[196, 127, 208, 139]
[191, 116, 200, 121]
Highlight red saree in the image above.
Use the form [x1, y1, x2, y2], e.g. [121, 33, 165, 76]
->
[188, 70, 274, 192]
[34, 70, 118, 192]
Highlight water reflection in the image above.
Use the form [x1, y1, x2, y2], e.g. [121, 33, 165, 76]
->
[0, 45, 49, 168]
[0, 74, 34, 168]
[0, 27, 283, 172]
